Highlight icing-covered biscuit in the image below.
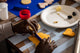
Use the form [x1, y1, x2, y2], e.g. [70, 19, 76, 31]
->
[44, 0, 54, 4]
[38, 3, 48, 8]
[63, 28, 75, 37]
[21, 0, 31, 5]
[28, 32, 50, 46]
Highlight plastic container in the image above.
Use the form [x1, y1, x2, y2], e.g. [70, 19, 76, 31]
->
[0, 3, 8, 20]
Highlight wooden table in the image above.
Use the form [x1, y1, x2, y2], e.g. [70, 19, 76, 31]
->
[6, 0, 80, 53]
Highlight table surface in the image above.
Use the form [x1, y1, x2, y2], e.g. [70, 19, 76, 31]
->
[7, 0, 80, 53]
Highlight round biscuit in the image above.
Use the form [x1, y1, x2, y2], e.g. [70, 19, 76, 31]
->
[21, 0, 31, 5]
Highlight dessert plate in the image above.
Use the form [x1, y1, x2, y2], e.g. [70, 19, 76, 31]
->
[41, 5, 80, 28]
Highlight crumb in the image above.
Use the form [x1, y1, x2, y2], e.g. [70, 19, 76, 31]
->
[56, 6, 62, 12]
[57, 13, 60, 15]
[53, 21, 58, 23]
[27, 7, 29, 8]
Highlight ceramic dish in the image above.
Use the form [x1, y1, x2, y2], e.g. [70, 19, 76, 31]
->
[41, 5, 80, 28]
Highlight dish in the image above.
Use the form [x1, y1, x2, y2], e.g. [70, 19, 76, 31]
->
[41, 5, 80, 28]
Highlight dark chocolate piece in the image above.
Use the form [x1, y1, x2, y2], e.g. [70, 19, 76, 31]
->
[72, 12, 77, 16]
[68, 15, 72, 19]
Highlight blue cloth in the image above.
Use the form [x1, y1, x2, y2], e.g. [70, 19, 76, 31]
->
[7, 0, 59, 17]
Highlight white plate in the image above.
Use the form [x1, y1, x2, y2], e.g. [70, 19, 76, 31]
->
[41, 5, 80, 28]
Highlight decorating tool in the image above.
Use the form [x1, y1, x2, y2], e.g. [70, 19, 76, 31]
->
[35, 33, 41, 41]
